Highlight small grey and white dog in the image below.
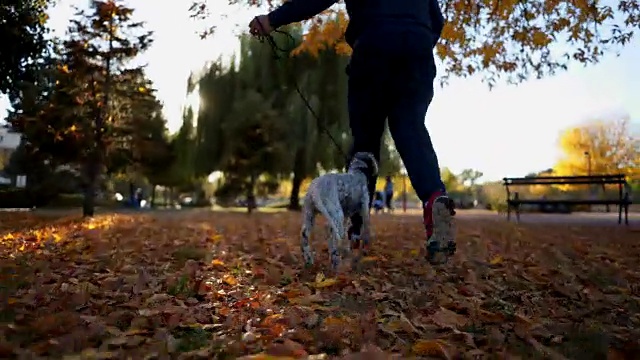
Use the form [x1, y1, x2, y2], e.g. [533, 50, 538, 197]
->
[300, 152, 378, 270]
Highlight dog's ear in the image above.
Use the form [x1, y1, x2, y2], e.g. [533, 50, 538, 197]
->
[367, 153, 379, 176]
[357, 152, 378, 176]
[352, 152, 379, 176]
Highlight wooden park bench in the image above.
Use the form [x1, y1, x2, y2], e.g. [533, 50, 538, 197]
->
[502, 174, 632, 225]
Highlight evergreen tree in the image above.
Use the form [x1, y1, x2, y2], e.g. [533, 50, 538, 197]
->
[8, 0, 157, 215]
[0, 0, 52, 100]
[56, 0, 153, 216]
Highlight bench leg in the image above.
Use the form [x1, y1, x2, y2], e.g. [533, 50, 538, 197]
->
[516, 205, 521, 223]
[507, 204, 511, 222]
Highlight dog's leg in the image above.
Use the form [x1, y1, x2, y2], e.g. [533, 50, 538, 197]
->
[327, 208, 345, 270]
[300, 196, 316, 267]
[310, 193, 344, 270]
[359, 193, 372, 253]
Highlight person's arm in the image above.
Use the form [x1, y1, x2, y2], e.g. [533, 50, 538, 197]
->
[268, 0, 338, 29]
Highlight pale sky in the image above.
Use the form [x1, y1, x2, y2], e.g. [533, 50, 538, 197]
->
[1, 0, 638, 181]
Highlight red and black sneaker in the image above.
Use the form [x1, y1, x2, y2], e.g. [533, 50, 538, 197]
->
[424, 191, 456, 264]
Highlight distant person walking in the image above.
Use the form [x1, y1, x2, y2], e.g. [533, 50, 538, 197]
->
[384, 176, 394, 212]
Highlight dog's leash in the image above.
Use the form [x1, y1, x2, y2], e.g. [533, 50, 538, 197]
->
[253, 19, 350, 168]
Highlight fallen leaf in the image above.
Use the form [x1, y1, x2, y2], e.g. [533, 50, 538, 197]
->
[313, 277, 338, 288]
[360, 256, 378, 262]
[431, 308, 468, 329]
[211, 259, 225, 267]
[288, 293, 325, 305]
[489, 255, 503, 265]
[222, 274, 238, 286]
[265, 339, 308, 357]
[236, 354, 297, 360]
[1, 210, 636, 359]
[412, 339, 453, 359]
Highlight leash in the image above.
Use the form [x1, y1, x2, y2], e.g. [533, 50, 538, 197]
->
[253, 19, 350, 167]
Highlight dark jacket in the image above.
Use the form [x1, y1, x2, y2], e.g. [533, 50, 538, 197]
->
[267, 0, 444, 48]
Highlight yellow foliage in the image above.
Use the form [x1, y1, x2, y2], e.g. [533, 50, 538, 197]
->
[224, 0, 639, 83]
[291, 9, 349, 57]
[553, 117, 639, 190]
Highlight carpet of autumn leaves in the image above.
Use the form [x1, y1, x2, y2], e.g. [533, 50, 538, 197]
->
[1, 210, 640, 359]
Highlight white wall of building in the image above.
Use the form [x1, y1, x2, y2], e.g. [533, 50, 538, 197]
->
[0, 128, 21, 150]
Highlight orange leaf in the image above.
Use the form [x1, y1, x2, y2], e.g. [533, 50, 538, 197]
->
[218, 306, 231, 316]
[261, 314, 284, 327]
[412, 339, 452, 359]
[222, 274, 238, 286]
[211, 259, 225, 267]
[268, 323, 287, 337]
[322, 316, 346, 328]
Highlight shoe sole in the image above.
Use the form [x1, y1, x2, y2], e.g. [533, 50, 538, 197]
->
[428, 197, 456, 264]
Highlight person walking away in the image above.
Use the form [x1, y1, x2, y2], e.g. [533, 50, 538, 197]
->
[384, 176, 394, 212]
[249, 0, 456, 264]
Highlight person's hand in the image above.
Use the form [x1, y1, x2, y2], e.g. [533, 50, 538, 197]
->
[249, 15, 272, 37]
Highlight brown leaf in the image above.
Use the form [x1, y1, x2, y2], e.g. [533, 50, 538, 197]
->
[145, 293, 171, 306]
[265, 339, 308, 358]
[288, 293, 325, 306]
[477, 309, 506, 324]
[0, 340, 14, 358]
[431, 308, 468, 330]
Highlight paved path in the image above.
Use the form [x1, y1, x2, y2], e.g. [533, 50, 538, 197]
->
[12, 206, 640, 228]
[386, 208, 640, 227]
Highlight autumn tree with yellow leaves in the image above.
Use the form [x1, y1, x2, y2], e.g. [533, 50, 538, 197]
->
[554, 116, 639, 178]
[190, 0, 640, 86]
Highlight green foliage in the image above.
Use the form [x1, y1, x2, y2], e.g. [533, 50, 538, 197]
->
[6, 1, 168, 215]
[478, 181, 508, 212]
[152, 107, 197, 190]
[189, 21, 401, 208]
[378, 129, 402, 177]
[0, 0, 52, 100]
[441, 167, 463, 192]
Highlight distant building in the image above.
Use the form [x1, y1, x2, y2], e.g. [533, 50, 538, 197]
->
[0, 128, 22, 184]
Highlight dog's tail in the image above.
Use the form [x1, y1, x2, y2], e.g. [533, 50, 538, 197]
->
[310, 189, 342, 239]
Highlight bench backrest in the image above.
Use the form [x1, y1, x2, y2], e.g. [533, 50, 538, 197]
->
[503, 174, 627, 186]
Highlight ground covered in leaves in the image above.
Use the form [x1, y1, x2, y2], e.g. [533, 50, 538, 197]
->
[1, 210, 639, 359]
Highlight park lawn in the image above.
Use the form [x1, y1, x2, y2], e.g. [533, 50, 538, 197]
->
[0, 211, 639, 359]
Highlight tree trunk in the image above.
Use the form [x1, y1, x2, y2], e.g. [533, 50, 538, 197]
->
[83, 11, 113, 217]
[150, 185, 156, 208]
[288, 149, 305, 211]
[247, 174, 257, 214]
[164, 187, 168, 207]
[129, 181, 135, 205]
[82, 160, 98, 217]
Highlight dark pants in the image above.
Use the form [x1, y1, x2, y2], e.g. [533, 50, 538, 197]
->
[385, 191, 393, 210]
[347, 24, 445, 238]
